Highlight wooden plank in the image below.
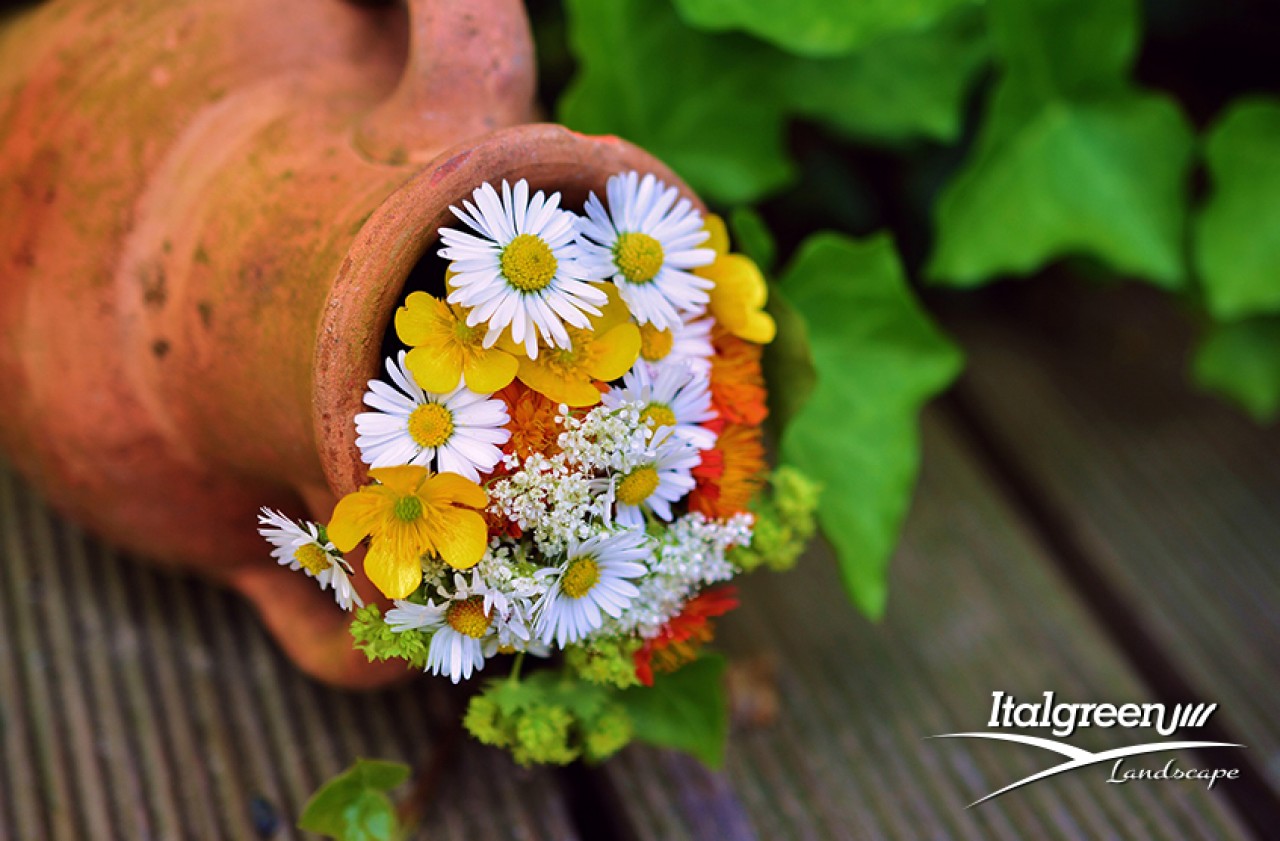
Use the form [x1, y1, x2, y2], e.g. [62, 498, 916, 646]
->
[0, 464, 580, 840]
[597, 414, 1254, 839]
[946, 288, 1280, 804]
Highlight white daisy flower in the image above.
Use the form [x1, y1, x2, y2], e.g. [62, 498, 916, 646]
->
[602, 363, 717, 450]
[386, 571, 503, 683]
[355, 351, 510, 481]
[534, 527, 650, 647]
[599, 428, 701, 528]
[257, 508, 362, 611]
[636, 316, 714, 377]
[438, 179, 607, 358]
[576, 171, 715, 331]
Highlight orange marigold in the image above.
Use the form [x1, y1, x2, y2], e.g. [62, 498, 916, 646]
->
[497, 382, 561, 460]
[689, 423, 766, 519]
[709, 330, 768, 426]
[634, 586, 739, 686]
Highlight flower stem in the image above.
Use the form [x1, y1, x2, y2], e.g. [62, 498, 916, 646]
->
[508, 651, 526, 684]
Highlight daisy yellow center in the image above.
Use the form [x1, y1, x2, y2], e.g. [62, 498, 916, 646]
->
[616, 466, 660, 507]
[446, 595, 492, 639]
[408, 403, 454, 448]
[640, 403, 677, 429]
[293, 543, 331, 576]
[638, 324, 674, 361]
[394, 495, 423, 522]
[561, 556, 600, 599]
[614, 232, 664, 283]
[500, 234, 558, 293]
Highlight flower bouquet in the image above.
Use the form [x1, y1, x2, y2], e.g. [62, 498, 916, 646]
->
[261, 170, 821, 770]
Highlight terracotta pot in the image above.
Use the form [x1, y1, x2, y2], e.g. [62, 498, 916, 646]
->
[0, 0, 697, 687]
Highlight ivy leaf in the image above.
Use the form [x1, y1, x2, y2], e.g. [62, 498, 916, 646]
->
[780, 8, 989, 144]
[559, 0, 792, 204]
[1192, 318, 1280, 423]
[761, 282, 816, 435]
[928, 91, 1194, 289]
[729, 206, 777, 273]
[672, 0, 976, 58]
[779, 234, 962, 617]
[1193, 99, 1280, 320]
[618, 654, 728, 768]
[298, 759, 410, 841]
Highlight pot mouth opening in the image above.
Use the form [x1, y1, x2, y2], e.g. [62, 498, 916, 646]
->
[313, 123, 700, 497]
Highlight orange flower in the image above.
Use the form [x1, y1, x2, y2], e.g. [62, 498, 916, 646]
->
[634, 586, 739, 686]
[709, 330, 768, 427]
[496, 381, 562, 460]
[689, 423, 766, 519]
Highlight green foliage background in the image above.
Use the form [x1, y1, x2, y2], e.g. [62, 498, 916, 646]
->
[531, 0, 1280, 612]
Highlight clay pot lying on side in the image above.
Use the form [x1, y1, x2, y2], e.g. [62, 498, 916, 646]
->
[0, 0, 700, 687]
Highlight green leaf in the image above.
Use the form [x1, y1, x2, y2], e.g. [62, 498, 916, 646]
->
[929, 91, 1194, 289]
[559, 0, 792, 204]
[1192, 318, 1280, 423]
[1193, 99, 1280, 320]
[672, 0, 976, 58]
[780, 234, 962, 616]
[298, 759, 410, 841]
[761, 282, 816, 434]
[618, 654, 728, 768]
[728, 206, 777, 273]
[780, 8, 990, 144]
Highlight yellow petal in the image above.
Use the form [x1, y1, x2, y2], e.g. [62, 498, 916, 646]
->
[430, 508, 489, 570]
[363, 532, 424, 599]
[702, 214, 729, 257]
[405, 346, 464, 393]
[591, 283, 633, 333]
[422, 472, 488, 510]
[327, 488, 389, 552]
[589, 322, 641, 383]
[737, 310, 777, 344]
[368, 464, 430, 496]
[516, 358, 602, 407]
[395, 292, 450, 347]
[463, 349, 519, 393]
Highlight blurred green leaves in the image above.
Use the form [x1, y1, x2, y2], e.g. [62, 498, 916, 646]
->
[776, 234, 963, 617]
[618, 655, 728, 768]
[559, 0, 988, 205]
[298, 759, 409, 841]
[929, 0, 1194, 288]
[1192, 318, 1280, 423]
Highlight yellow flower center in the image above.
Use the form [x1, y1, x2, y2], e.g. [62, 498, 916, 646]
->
[638, 324, 674, 361]
[293, 543, 331, 576]
[640, 403, 677, 430]
[446, 595, 492, 639]
[394, 495, 423, 522]
[542, 327, 594, 378]
[616, 466, 660, 507]
[500, 234, 558, 293]
[561, 556, 600, 599]
[614, 232, 665, 283]
[453, 315, 485, 346]
[407, 403, 454, 448]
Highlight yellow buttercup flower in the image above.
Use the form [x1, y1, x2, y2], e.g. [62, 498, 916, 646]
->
[395, 291, 519, 393]
[328, 465, 489, 599]
[514, 284, 641, 407]
[696, 215, 776, 344]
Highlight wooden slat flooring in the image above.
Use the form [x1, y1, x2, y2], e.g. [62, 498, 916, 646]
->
[947, 288, 1280, 803]
[0, 466, 580, 841]
[598, 416, 1253, 840]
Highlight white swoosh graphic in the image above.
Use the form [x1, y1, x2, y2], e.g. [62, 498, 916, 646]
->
[927, 732, 1245, 807]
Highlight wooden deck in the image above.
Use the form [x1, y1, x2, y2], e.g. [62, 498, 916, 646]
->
[2, 285, 1278, 839]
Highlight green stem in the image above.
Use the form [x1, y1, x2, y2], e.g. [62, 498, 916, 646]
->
[508, 650, 526, 684]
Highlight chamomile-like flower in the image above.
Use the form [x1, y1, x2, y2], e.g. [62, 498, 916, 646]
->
[386, 571, 501, 683]
[602, 363, 717, 450]
[257, 508, 361, 611]
[636, 316, 714, 377]
[599, 427, 701, 528]
[534, 528, 650, 647]
[355, 351, 510, 481]
[576, 171, 715, 331]
[438, 179, 607, 358]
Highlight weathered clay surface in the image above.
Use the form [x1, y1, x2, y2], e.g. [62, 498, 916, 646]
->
[0, 0, 697, 687]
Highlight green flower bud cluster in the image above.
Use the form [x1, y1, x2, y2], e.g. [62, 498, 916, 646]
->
[464, 670, 634, 766]
[565, 635, 643, 689]
[732, 466, 821, 573]
[349, 604, 430, 670]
